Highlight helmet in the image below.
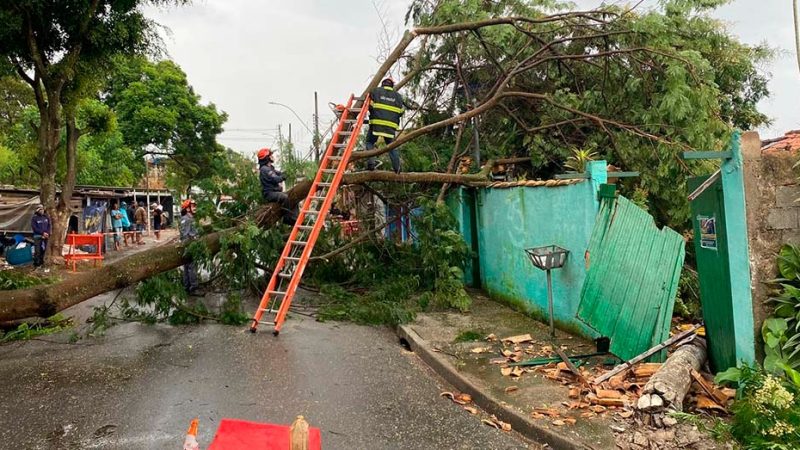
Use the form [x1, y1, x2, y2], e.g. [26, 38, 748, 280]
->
[381, 77, 395, 87]
[257, 148, 272, 160]
[181, 199, 196, 209]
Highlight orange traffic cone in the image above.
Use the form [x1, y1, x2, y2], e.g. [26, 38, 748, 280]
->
[183, 418, 200, 450]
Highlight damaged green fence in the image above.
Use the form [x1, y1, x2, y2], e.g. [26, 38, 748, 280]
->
[577, 190, 685, 362]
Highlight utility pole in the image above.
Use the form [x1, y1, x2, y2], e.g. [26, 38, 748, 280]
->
[314, 91, 320, 162]
[288, 123, 292, 146]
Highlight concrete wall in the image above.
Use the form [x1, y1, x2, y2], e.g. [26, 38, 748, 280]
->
[450, 165, 606, 338]
[742, 131, 800, 346]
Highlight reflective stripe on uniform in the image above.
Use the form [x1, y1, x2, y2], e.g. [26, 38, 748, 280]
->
[369, 119, 400, 129]
[372, 131, 395, 139]
[372, 103, 404, 114]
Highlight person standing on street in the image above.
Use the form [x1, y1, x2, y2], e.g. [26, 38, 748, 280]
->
[179, 199, 203, 296]
[119, 201, 132, 247]
[31, 205, 50, 267]
[151, 202, 162, 241]
[134, 201, 147, 245]
[109, 201, 123, 251]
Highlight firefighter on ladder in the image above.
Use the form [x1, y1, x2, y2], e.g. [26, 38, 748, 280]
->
[258, 147, 298, 225]
[366, 77, 412, 173]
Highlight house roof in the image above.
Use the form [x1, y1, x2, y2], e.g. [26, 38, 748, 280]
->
[761, 130, 800, 154]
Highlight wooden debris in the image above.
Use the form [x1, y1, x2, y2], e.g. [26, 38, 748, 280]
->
[596, 389, 622, 399]
[440, 391, 473, 405]
[471, 346, 490, 354]
[690, 369, 729, 406]
[695, 394, 727, 413]
[486, 333, 497, 341]
[482, 415, 512, 431]
[502, 334, 533, 344]
[568, 387, 580, 399]
[463, 406, 479, 415]
[632, 363, 662, 379]
[504, 386, 519, 394]
[532, 407, 560, 417]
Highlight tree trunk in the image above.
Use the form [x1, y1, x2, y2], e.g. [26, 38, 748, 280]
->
[46, 107, 81, 263]
[636, 338, 707, 427]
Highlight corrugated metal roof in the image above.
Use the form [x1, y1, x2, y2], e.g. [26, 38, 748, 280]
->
[577, 195, 685, 362]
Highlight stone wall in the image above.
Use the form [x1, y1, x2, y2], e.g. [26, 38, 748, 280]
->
[742, 131, 800, 345]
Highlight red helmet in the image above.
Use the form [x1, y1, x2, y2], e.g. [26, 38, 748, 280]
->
[181, 199, 196, 209]
[257, 148, 272, 160]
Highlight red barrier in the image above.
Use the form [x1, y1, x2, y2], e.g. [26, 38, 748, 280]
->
[64, 234, 104, 272]
[208, 419, 321, 450]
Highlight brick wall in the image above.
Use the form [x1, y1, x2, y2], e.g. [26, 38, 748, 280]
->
[742, 131, 800, 345]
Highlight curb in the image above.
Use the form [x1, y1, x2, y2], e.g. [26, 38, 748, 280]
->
[397, 324, 591, 450]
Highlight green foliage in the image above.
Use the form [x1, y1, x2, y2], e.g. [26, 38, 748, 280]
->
[104, 56, 228, 192]
[454, 329, 484, 343]
[0, 270, 54, 290]
[764, 244, 800, 377]
[564, 147, 599, 173]
[312, 202, 471, 325]
[403, 0, 770, 229]
[667, 411, 732, 442]
[717, 364, 800, 449]
[0, 314, 72, 343]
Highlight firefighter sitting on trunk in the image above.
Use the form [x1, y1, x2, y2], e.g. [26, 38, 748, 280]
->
[366, 77, 411, 173]
[258, 147, 298, 225]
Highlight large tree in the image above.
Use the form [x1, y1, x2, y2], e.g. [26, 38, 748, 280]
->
[105, 57, 228, 194]
[0, 0, 186, 262]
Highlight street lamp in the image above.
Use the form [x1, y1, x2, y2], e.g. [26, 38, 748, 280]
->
[525, 245, 570, 337]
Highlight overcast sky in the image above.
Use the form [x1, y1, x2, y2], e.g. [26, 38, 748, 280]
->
[143, 0, 799, 159]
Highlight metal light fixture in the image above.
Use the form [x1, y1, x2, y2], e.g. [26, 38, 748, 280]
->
[525, 245, 570, 337]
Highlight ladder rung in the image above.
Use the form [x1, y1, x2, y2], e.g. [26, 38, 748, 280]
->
[256, 320, 276, 325]
[344, 119, 357, 124]
[338, 131, 352, 136]
[278, 272, 293, 278]
[348, 108, 361, 112]
[333, 143, 347, 148]
[329, 156, 343, 161]
[284, 257, 301, 261]
[267, 290, 286, 296]
[311, 196, 327, 200]
[298, 225, 314, 230]
[322, 169, 338, 174]
[290, 240, 307, 246]
[303, 210, 320, 215]
[318, 182, 332, 187]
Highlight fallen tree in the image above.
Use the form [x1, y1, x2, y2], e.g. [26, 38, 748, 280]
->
[0, 168, 493, 322]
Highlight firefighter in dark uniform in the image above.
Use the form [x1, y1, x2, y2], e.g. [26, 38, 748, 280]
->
[258, 147, 298, 225]
[366, 77, 411, 173]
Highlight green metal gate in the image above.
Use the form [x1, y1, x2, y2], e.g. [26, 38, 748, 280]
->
[687, 133, 755, 372]
[689, 175, 736, 371]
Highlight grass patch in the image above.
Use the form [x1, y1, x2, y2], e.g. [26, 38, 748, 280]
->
[0, 270, 54, 290]
[454, 329, 484, 343]
[668, 411, 733, 442]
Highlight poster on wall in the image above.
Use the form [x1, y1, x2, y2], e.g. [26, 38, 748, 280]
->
[698, 215, 717, 250]
[83, 201, 107, 234]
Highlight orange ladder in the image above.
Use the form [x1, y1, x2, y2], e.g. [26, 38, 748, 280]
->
[250, 94, 370, 335]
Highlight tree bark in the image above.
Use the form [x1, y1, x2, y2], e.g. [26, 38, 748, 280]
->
[0, 169, 490, 322]
[636, 338, 707, 427]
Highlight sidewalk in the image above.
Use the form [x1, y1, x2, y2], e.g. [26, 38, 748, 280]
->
[398, 291, 731, 450]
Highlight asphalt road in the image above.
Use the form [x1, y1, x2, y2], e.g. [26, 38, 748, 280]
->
[0, 316, 535, 449]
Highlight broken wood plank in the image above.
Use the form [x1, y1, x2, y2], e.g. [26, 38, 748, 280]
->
[554, 346, 587, 384]
[690, 369, 729, 406]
